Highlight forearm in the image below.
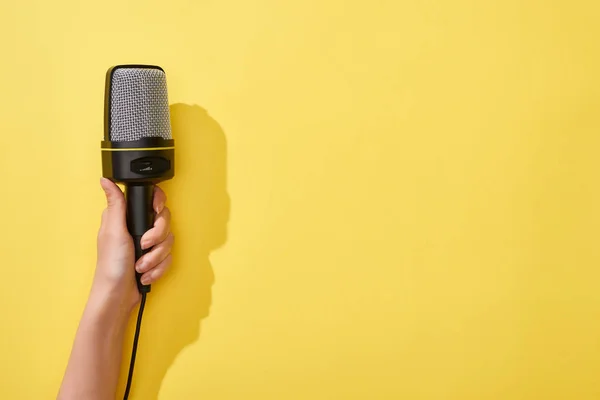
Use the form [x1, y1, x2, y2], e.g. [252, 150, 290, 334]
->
[58, 179, 171, 399]
[58, 283, 132, 400]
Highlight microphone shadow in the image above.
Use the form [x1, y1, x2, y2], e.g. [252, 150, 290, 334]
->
[130, 103, 229, 399]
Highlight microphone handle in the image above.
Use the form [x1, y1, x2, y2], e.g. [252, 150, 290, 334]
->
[125, 183, 155, 293]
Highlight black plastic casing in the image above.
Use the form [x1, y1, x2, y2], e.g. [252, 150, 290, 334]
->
[101, 64, 175, 294]
[101, 138, 175, 184]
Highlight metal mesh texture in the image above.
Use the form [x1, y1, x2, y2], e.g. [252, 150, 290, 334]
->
[109, 68, 172, 142]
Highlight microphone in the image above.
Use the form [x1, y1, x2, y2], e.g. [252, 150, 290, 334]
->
[101, 65, 175, 293]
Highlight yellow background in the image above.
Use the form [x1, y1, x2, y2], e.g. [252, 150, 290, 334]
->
[0, 0, 599, 399]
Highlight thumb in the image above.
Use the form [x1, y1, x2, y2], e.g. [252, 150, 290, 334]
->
[100, 178, 126, 225]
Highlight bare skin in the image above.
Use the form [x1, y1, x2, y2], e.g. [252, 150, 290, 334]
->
[57, 178, 174, 400]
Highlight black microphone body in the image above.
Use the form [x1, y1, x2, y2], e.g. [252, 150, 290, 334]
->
[127, 184, 155, 292]
[101, 65, 175, 293]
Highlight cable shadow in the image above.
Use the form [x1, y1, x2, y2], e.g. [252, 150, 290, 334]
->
[124, 103, 229, 399]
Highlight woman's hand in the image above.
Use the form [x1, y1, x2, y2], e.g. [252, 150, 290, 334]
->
[58, 178, 174, 400]
[93, 177, 173, 311]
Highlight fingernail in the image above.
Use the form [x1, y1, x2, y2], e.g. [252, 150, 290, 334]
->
[135, 262, 145, 273]
[141, 276, 151, 285]
[141, 239, 149, 249]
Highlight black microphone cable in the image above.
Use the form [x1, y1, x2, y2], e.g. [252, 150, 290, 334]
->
[122, 292, 147, 400]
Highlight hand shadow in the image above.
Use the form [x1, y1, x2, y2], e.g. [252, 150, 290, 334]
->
[123, 104, 230, 399]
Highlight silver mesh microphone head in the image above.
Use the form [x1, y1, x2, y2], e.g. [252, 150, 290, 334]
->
[109, 67, 172, 142]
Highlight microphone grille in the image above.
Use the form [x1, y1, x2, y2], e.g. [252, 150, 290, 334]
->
[109, 67, 172, 142]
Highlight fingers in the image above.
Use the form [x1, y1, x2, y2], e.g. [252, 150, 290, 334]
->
[99, 178, 126, 229]
[139, 254, 172, 285]
[138, 185, 173, 285]
[153, 186, 167, 214]
[135, 232, 174, 274]
[100, 177, 125, 209]
[140, 206, 171, 249]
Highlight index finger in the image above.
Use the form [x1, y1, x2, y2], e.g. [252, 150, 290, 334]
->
[153, 186, 167, 214]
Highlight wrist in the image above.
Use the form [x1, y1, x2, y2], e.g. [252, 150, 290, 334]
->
[88, 279, 138, 320]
